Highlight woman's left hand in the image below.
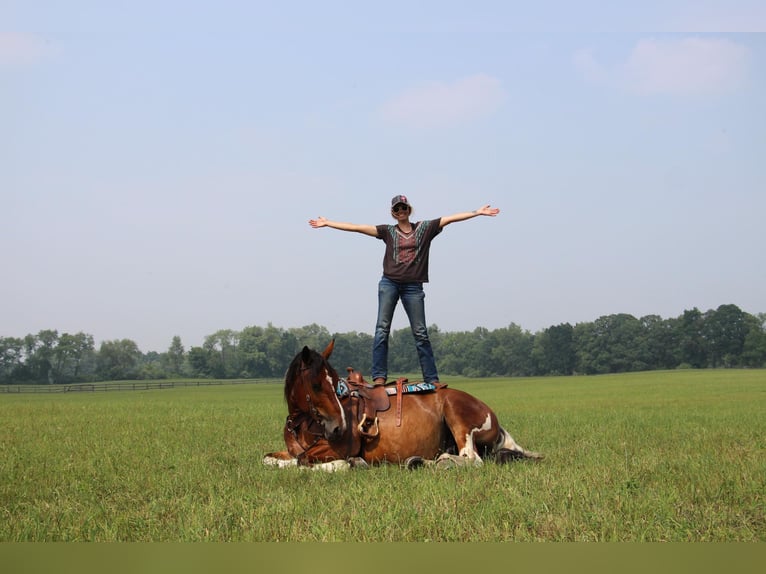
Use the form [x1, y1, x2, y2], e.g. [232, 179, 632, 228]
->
[476, 205, 500, 216]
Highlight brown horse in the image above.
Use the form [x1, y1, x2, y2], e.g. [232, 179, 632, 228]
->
[263, 341, 542, 470]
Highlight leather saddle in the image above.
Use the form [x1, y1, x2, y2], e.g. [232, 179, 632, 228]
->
[343, 367, 393, 438]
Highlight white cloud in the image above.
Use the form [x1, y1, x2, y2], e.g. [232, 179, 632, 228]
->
[574, 37, 750, 96]
[572, 48, 610, 86]
[0, 32, 53, 66]
[665, 0, 766, 32]
[623, 37, 750, 95]
[379, 74, 507, 128]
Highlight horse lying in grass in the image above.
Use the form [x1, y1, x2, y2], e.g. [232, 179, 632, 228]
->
[263, 341, 542, 471]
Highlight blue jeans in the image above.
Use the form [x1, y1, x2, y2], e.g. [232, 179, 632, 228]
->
[372, 276, 439, 384]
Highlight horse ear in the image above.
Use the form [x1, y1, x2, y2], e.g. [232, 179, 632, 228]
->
[321, 339, 335, 360]
[301, 346, 312, 364]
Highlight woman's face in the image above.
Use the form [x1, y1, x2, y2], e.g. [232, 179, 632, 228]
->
[391, 203, 411, 221]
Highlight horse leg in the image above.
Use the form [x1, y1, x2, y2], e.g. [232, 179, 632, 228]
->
[262, 453, 351, 472]
[440, 389, 499, 465]
[434, 452, 482, 468]
[307, 460, 351, 472]
[263, 420, 347, 469]
[493, 427, 544, 462]
[263, 451, 298, 468]
[441, 389, 543, 465]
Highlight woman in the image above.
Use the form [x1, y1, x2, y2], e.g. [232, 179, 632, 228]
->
[309, 195, 500, 384]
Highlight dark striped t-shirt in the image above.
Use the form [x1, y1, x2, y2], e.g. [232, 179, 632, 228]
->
[375, 219, 442, 282]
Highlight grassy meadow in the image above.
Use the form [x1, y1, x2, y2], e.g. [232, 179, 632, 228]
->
[1, 369, 764, 541]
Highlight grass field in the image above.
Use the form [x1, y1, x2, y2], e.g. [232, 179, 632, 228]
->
[1, 369, 764, 541]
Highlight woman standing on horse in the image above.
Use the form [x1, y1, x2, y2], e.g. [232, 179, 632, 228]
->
[308, 195, 500, 386]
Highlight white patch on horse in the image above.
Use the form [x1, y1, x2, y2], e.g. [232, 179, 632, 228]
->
[329, 373, 347, 431]
[459, 413, 493, 461]
[262, 456, 350, 472]
[307, 459, 350, 472]
[497, 428, 522, 452]
[263, 456, 298, 468]
[494, 428, 543, 459]
[436, 453, 482, 468]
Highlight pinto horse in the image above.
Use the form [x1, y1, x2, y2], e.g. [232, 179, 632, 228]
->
[263, 341, 542, 470]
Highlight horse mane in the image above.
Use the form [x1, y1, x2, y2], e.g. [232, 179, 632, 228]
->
[284, 346, 338, 404]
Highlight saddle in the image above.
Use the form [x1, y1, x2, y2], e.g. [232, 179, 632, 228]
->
[341, 367, 446, 438]
[343, 367, 392, 438]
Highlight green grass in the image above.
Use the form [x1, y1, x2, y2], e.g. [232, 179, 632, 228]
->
[1, 370, 764, 541]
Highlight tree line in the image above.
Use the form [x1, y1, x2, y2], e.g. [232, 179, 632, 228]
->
[1, 304, 764, 385]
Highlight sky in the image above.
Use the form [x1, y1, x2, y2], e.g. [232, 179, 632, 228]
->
[2, 1, 765, 353]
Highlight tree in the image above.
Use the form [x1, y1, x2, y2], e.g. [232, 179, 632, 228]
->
[96, 339, 142, 380]
[533, 323, 575, 375]
[238, 324, 301, 378]
[741, 313, 766, 368]
[466, 329, 491, 376]
[0, 337, 24, 383]
[488, 324, 535, 376]
[166, 336, 186, 376]
[20, 330, 60, 383]
[3, 305, 765, 384]
[703, 304, 748, 367]
[289, 324, 333, 353]
[679, 308, 707, 368]
[238, 326, 269, 377]
[574, 314, 644, 374]
[638, 315, 680, 370]
[53, 332, 95, 382]
[203, 329, 240, 378]
[187, 346, 214, 377]
[437, 330, 471, 375]
[328, 331, 373, 377]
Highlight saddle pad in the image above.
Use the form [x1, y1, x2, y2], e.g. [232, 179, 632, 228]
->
[385, 382, 438, 395]
[336, 378, 350, 397]
[336, 378, 441, 398]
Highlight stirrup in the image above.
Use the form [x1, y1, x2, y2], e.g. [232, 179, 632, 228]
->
[357, 413, 379, 438]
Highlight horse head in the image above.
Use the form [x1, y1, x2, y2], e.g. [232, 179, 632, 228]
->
[284, 340, 346, 440]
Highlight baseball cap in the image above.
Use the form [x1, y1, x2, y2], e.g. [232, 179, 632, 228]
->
[391, 195, 411, 208]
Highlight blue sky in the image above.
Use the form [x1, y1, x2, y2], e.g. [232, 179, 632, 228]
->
[2, 1, 765, 352]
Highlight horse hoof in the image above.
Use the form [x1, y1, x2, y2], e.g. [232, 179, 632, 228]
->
[404, 456, 425, 470]
[435, 457, 458, 469]
[348, 457, 369, 469]
[435, 453, 479, 469]
[435, 454, 465, 469]
[495, 448, 527, 464]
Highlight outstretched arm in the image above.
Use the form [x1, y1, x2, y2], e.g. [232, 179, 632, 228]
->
[439, 205, 500, 228]
[308, 216, 378, 237]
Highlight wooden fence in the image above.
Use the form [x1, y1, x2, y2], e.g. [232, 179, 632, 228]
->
[0, 379, 279, 394]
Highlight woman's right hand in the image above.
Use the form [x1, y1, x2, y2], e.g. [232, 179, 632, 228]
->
[309, 216, 328, 228]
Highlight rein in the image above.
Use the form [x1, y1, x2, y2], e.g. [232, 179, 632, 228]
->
[285, 411, 324, 457]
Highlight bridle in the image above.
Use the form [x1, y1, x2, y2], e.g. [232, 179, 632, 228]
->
[282, 345, 361, 463]
[285, 411, 324, 457]
[286, 363, 334, 456]
[298, 364, 324, 422]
